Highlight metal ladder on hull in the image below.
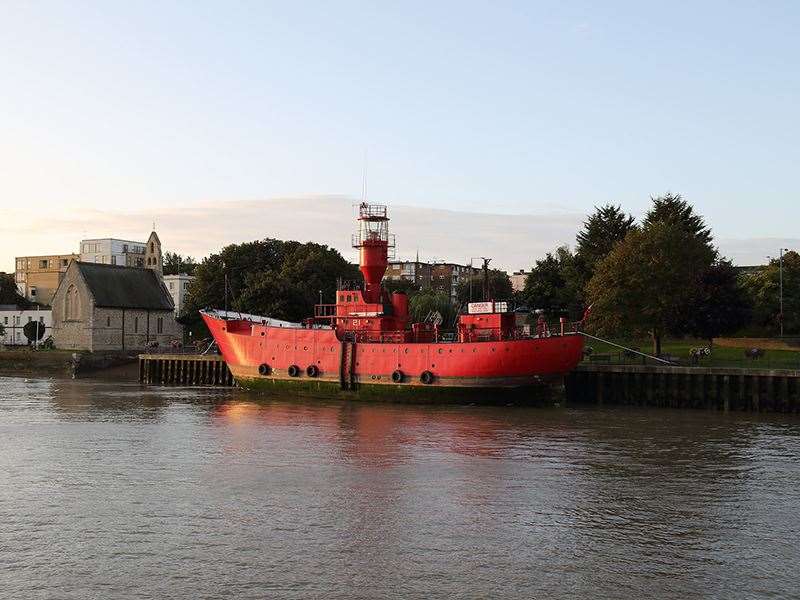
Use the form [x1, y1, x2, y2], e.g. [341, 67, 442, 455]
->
[340, 339, 356, 390]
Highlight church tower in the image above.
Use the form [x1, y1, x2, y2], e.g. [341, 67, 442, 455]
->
[144, 231, 163, 276]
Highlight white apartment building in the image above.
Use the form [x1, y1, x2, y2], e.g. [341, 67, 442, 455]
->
[0, 306, 53, 346]
[79, 238, 147, 267]
[163, 274, 194, 317]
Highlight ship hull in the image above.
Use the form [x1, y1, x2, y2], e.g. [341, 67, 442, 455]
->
[201, 310, 583, 404]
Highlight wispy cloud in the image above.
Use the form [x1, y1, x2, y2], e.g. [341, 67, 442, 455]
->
[1, 196, 585, 272]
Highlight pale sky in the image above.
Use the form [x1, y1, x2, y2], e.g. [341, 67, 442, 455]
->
[2, 1, 799, 271]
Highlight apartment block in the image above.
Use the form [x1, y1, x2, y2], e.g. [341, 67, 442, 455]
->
[14, 254, 79, 305]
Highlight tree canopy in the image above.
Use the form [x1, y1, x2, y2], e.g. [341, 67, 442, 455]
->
[23, 320, 47, 344]
[586, 197, 718, 355]
[742, 251, 800, 335]
[409, 289, 457, 328]
[520, 246, 584, 318]
[181, 239, 360, 336]
[163, 252, 198, 276]
[0, 273, 29, 308]
[683, 260, 752, 342]
[455, 269, 514, 304]
[575, 204, 637, 273]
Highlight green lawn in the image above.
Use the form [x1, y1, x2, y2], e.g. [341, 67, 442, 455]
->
[582, 337, 800, 370]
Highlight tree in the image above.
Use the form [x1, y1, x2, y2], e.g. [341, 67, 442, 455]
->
[683, 260, 752, 344]
[575, 204, 637, 274]
[586, 218, 717, 355]
[455, 269, 514, 304]
[742, 251, 800, 335]
[520, 246, 584, 318]
[0, 323, 5, 341]
[0, 273, 29, 308]
[163, 252, 198, 276]
[409, 289, 457, 328]
[181, 239, 360, 337]
[23, 320, 46, 345]
[643, 192, 715, 255]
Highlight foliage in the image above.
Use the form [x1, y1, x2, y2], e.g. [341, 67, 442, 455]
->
[520, 246, 584, 318]
[455, 269, 514, 304]
[181, 239, 360, 336]
[0, 323, 5, 339]
[0, 273, 30, 308]
[683, 260, 752, 342]
[741, 251, 800, 335]
[642, 192, 715, 256]
[409, 289, 457, 328]
[23, 320, 47, 344]
[587, 215, 717, 355]
[575, 204, 637, 274]
[163, 252, 198, 276]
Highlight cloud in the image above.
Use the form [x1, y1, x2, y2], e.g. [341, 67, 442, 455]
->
[1, 195, 585, 272]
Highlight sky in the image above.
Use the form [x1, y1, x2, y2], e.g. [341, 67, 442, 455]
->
[2, 1, 799, 270]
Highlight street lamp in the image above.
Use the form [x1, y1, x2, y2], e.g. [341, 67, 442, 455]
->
[768, 250, 790, 337]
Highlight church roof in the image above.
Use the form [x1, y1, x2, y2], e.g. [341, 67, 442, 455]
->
[75, 262, 174, 310]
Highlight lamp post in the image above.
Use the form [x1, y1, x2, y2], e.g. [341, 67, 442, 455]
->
[780, 249, 784, 337]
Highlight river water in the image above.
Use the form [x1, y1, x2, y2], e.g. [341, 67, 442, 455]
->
[1, 376, 799, 599]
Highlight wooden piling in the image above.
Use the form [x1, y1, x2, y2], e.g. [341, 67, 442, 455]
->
[138, 354, 234, 387]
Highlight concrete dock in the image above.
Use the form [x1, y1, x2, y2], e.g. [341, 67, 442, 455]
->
[568, 364, 800, 412]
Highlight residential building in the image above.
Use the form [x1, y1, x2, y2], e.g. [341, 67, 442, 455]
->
[79, 238, 147, 267]
[510, 269, 528, 292]
[79, 231, 163, 271]
[163, 273, 194, 316]
[384, 260, 433, 289]
[0, 305, 52, 346]
[51, 262, 180, 351]
[384, 260, 479, 302]
[14, 254, 80, 305]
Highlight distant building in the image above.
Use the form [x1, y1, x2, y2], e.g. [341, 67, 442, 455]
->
[0, 305, 52, 346]
[14, 254, 79, 305]
[79, 238, 147, 267]
[51, 262, 180, 352]
[78, 230, 164, 272]
[163, 273, 194, 316]
[384, 260, 479, 302]
[510, 269, 528, 292]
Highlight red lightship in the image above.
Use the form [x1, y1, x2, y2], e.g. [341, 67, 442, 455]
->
[201, 204, 584, 403]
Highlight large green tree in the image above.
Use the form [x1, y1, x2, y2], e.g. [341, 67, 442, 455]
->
[742, 251, 800, 335]
[23, 320, 47, 345]
[520, 246, 584, 318]
[181, 239, 360, 336]
[163, 252, 198, 276]
[455, 269, 514, 304]
[587, 200, 717, 355]
[409, 289, 457, 328]
[575, 204, 637, 274]
[0, 273, 29, 308]
[683, 260, 752, 344]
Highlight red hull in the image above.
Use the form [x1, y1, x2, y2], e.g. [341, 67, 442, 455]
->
[201, 310, 584, 394]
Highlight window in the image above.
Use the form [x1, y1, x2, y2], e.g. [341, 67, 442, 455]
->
[111, 255, 117, 265]
[3, 317, 7, 325]
[134, 317, 139, 333]
[157, 317, 163, 333]
[64, 285, 80, 320]
[106, 316, 111, 327]
[15, 316, 20, 325]
[169, 282, 174, 290]
[183, 282, 188, 290]
[123, 244, 128, 253]
[39, 260, 48, 269]
[150, 242, 154, 252]
[61, 259, 68, 267]
[30, 286, 36, 298]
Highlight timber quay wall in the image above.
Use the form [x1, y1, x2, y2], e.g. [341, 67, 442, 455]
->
[567, 364, 800, 413]
[139, 354, 234, 386]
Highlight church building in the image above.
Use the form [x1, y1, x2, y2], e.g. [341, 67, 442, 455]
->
[51, 231, 181, 351]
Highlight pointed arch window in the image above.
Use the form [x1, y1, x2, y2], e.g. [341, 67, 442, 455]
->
[64, 285, 80, 320]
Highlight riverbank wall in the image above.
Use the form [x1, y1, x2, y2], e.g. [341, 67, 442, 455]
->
[0, 349, 139, 378]
[568, 364, 800, 413]
[139, 354, 234, 386]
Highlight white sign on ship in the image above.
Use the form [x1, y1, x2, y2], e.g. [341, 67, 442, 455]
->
[467, 301, 509, 314]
